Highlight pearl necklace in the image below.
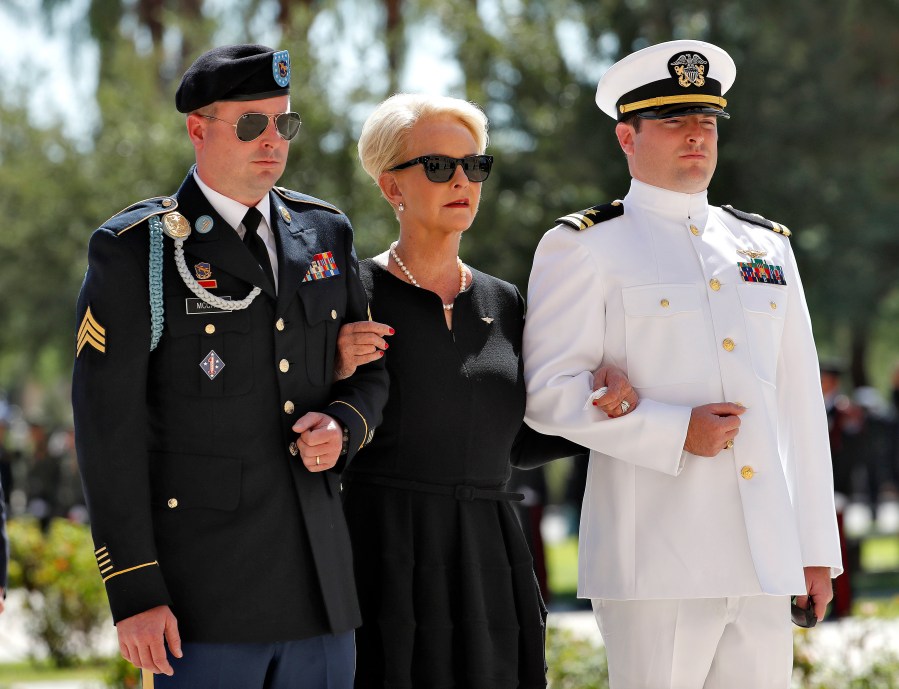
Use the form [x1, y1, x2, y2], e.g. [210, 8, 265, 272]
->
[389, 242, 467, 311]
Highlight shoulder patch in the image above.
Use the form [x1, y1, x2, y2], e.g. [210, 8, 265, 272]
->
[721, 205, 791, 238]
[556, 201, 624, 231]
[274, 186, 344, 215]
[101, 197, 178, 236]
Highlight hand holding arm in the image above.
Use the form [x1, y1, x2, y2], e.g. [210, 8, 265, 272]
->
[683, 403, 745, 457]
[591, 365, 639, 418]
[293, 413, 344, 472]
[334, 321, 393, 381]
[116, 605, 182, 675]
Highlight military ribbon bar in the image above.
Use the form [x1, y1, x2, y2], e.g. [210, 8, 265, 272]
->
[738, 258, 787, 286]
[302, 251, 341, 282]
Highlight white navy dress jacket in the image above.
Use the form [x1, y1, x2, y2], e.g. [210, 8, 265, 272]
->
[523, 179, 842, 600]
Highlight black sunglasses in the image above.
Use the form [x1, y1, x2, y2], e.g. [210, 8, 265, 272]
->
[201, 112, 302, 142]
[389, 154, 494, 183]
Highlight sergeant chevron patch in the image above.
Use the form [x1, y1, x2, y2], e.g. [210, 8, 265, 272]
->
[77, 306, 106, 356]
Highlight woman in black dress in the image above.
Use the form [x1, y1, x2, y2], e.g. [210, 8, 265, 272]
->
[337, 93, 637, 688]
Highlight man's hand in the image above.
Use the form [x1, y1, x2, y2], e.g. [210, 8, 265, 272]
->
[592, 365, 639, 418]
[334, 321, 393, 381]
[796, 566, 833, 621]
[117, 605, 182, 676]
[293, 413, 343, 472]
[683, 403, 746, 457]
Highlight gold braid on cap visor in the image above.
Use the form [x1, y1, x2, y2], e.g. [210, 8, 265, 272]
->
[619, 94, 728, 115]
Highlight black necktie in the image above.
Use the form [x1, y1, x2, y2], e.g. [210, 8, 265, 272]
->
[242, 207, 276, 293]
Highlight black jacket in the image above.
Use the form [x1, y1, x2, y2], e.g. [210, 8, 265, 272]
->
[72, 169, 388, 642]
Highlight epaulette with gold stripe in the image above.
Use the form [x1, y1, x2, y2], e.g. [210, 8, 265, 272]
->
[721, 205, 791, 238]
[101, 197, 179, 236]
[556, 201, 624, 231]
[274, 186, 344, 215]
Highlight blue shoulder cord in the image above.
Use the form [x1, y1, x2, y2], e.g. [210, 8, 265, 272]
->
[148, 215, 164, 351]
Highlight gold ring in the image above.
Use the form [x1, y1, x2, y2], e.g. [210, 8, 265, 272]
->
[315, 456, 321, 465]
[725, 440, 734, 449]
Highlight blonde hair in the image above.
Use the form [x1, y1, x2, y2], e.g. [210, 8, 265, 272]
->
[357, 93, 489, 183]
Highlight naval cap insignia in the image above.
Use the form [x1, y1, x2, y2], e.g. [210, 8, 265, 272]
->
[669, 52, 709, 88]
[162, 212, 191, 239]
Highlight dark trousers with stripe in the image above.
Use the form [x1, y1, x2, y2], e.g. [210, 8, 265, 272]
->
[149, 632, 354, 689]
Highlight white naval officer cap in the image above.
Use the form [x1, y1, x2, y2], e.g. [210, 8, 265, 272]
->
[596, 39, 736, 121]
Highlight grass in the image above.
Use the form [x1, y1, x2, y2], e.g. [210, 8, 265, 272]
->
[861, 535, 899, 572]
[0, 659, 107, 685]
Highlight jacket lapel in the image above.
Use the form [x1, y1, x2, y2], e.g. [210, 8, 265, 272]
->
[271, 193, 317, 313]
[174, 173, 277, 299]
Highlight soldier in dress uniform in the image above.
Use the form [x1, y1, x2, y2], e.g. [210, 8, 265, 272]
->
[523, 40, 842, 689]
[72, 44, 388, 688]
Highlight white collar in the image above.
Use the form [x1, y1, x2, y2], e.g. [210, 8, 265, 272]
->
[193, 170, 272, 236]
[624, 178, 710, 220]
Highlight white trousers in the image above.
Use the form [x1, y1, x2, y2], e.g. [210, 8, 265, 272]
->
[592, 596, 792, 689]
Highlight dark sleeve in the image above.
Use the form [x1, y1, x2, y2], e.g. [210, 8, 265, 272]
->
[511, 422, 587, 470]
[0, 480, 7, 595]
[325, 219, 389, 472]
[72, 227, 172, 623]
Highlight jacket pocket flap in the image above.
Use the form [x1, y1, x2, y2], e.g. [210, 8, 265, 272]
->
[149, 451, 241, 511]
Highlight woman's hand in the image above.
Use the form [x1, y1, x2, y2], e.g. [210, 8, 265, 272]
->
[591, 365, 638, 418]
[334, 321, 394, 381]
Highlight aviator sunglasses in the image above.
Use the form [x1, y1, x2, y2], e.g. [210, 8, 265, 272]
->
[389, 154, 494, 183]
[201, 112, 302, 142]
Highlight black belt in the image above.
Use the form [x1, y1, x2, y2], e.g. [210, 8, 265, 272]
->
[346, 473, 524, 502]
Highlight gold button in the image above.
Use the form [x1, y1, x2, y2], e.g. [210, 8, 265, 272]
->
[690, 224, 700, 236]
[722, 338, 735, 352]
[770, 301, 777, 310]
[709, 278, 721, 291]
[284, 400, 295, 415]
[162, 198, 173, 208]
[289, 442, 299, 456]
[204, 324, 216, 335]
[740, 466, 755, 480]
[167, 498, 178, 509]
[275, 318, 285, 331]
[660, 299, 670, 308]
[330, 310, 338, 320]
[279, 359, 290, 373]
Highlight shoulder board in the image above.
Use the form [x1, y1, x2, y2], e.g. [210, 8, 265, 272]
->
[101, 197, 179, 236]
[273, 187, 344, 215]
[556, 201, 624, 231]
[721, 205, 791, 238]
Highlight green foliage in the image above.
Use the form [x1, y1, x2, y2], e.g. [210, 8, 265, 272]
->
[6, 517, 111, 668]
[793, 624, 899, 689]
[546, 628, 610, 688]
[103, 655, 142, 689]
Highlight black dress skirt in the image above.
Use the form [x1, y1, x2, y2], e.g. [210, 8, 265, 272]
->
[343, 260, 581, 689]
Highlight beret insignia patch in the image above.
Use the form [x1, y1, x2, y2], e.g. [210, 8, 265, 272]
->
[273, 50, 290, 88]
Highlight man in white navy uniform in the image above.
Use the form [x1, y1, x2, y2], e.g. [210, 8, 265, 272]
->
[522, 40, 842, 689]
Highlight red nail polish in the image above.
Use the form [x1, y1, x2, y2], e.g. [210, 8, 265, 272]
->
[384, 343, 389, 349]
[379, 350, 385, 357]
[388, 327, 395, 335]
[592, 400, 598, 406]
